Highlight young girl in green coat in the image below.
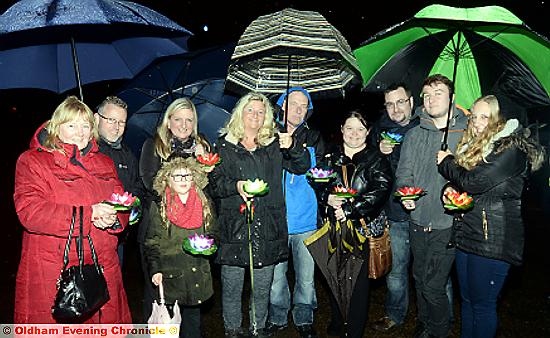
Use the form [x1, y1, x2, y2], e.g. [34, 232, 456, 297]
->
[144, 156, 218, 338]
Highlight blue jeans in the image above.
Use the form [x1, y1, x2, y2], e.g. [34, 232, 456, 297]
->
[221, 264, 275, 332]
[269, 230, 317, 327]
[385, 220, 411, 325]
[455, 249, 510, 338]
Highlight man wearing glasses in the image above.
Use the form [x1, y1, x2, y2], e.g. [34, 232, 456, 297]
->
[369, 83, 418, 332]
[95, 96, 143, 266]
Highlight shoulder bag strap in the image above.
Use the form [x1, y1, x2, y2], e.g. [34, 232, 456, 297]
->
[341, 164, 349, 189]
[80, 206, 102, 273]
[61, 206, 77, 271]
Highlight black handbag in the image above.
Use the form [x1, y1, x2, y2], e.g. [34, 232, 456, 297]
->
[51, 206, 110, 322]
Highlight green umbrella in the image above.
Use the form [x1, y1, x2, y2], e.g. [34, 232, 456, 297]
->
[354, 4, 550, 112]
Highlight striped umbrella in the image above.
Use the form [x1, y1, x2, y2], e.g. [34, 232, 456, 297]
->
[225, 8, 361, 99]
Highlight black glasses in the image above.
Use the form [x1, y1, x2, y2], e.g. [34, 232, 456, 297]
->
[97, 112, 126, 127]
[170, 174, 193, 182]
[384, 97, 411, 110]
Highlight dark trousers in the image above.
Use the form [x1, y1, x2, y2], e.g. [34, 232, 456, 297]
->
[410, 225, 455, 337]
[328, 262, 370, 338]
[140, 243, 155, 322]
[181, 306, 201, 338]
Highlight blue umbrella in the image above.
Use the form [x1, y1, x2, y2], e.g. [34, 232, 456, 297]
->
[118, 42, 236, 113]
[0, 0, 192, 100]
[123, 78, 239, 156]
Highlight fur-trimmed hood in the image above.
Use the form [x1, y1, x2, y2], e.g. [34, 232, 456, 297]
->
[492, 119, 546, 171]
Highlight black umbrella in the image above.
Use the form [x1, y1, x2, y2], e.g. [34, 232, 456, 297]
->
[122, 78, 239, 156]
[0, 0, 192, 100]
[304, 218, 364, 323]
[117, 42, 235, 115]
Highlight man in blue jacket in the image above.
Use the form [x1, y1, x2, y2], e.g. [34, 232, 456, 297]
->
[265, 87, 325, 338]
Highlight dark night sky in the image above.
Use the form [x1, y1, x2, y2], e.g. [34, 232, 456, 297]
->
[1, 0, 549, 136]
[1, 0, 548, 50]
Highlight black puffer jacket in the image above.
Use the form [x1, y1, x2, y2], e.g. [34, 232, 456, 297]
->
[209, 133, 310, 267]
[438, 120, 545, 265]
[319, 144, 393, 225]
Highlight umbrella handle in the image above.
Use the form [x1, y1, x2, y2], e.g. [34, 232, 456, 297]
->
[159, 281, 165, 305]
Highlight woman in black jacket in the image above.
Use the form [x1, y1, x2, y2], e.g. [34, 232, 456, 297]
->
[437, 95, 545, 338]
[208, 92, 310, 337]
[316, 110, 393, 338]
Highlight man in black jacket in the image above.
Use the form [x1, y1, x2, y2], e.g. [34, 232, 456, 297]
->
[369, 83, 419, 332]
[95, 96, 143, 266]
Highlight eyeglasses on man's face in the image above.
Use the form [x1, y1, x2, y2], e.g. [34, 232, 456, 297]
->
[98, 112, 126, 127]
[170, 173, 193, 182]
[384, 97, 411, 110]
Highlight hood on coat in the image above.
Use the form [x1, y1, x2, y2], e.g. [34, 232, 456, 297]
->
[492, 119, 546, 172]
[29, 121, 97, 161]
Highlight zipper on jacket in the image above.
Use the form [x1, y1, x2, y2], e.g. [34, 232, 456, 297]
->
[482, 208, 488, 240]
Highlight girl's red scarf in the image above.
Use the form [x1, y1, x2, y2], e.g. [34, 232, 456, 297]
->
[165, 187, 203, 229]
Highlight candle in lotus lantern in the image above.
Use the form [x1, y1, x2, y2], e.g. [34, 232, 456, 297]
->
[104, 192, 142, 225]
[444, 191, 474, 211]
[381, 131, 404, 145]
[394, 186, 426, 201]
[183, 233, 217, 255]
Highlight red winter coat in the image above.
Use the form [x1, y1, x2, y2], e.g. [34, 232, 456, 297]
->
[13, 124, 131, 323]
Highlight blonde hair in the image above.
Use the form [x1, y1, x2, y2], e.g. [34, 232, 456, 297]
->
[44, 95, 98, 151]
[219, 92, 276, 146]
[455, 95, 506, 170]
[153, 157, 214, 230]
[154, 98, 210, 160]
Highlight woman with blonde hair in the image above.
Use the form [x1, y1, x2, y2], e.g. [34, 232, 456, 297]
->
[139, 97, 212, 320]
[13, 95, 131, 323]
[437, 94, 545, 338]
[144, 157, 217, 338]
[209, 91, 310, 337]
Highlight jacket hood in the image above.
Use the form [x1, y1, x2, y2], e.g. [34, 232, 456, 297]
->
[29, 121, 97, 158]
[491, 119, 546, 171]
[417, 105, 468, 131]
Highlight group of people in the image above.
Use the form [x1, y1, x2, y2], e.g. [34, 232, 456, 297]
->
[13, 72, 545, 338]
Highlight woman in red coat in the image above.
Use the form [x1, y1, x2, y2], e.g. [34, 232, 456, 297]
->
[13, 96, 132, 323]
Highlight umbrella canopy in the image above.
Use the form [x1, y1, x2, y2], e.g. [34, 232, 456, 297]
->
[353, 4, 550, 113]
[225, 7, 361, 98]
[118, 42, 235, 115]
[304, 219, 364, 322]
[122, 78, 239, 156]
[147, 283, 181, 337]
[0, 0, 192, 100]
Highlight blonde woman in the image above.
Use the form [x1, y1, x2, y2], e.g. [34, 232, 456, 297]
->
[209, 92, 310, 337]
[144, 157, 217, 338]
[437, 95, 545, 338]
[13, 95, 131, 323]
[138, 97, 211, 320]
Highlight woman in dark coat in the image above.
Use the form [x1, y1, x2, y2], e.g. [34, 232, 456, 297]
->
[437, 95, 545, 338]
[139, 97, 212, 320]
[208, 91, 310, 337]
[144, 157, 218, 338]
[314, 111, 393, 338]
